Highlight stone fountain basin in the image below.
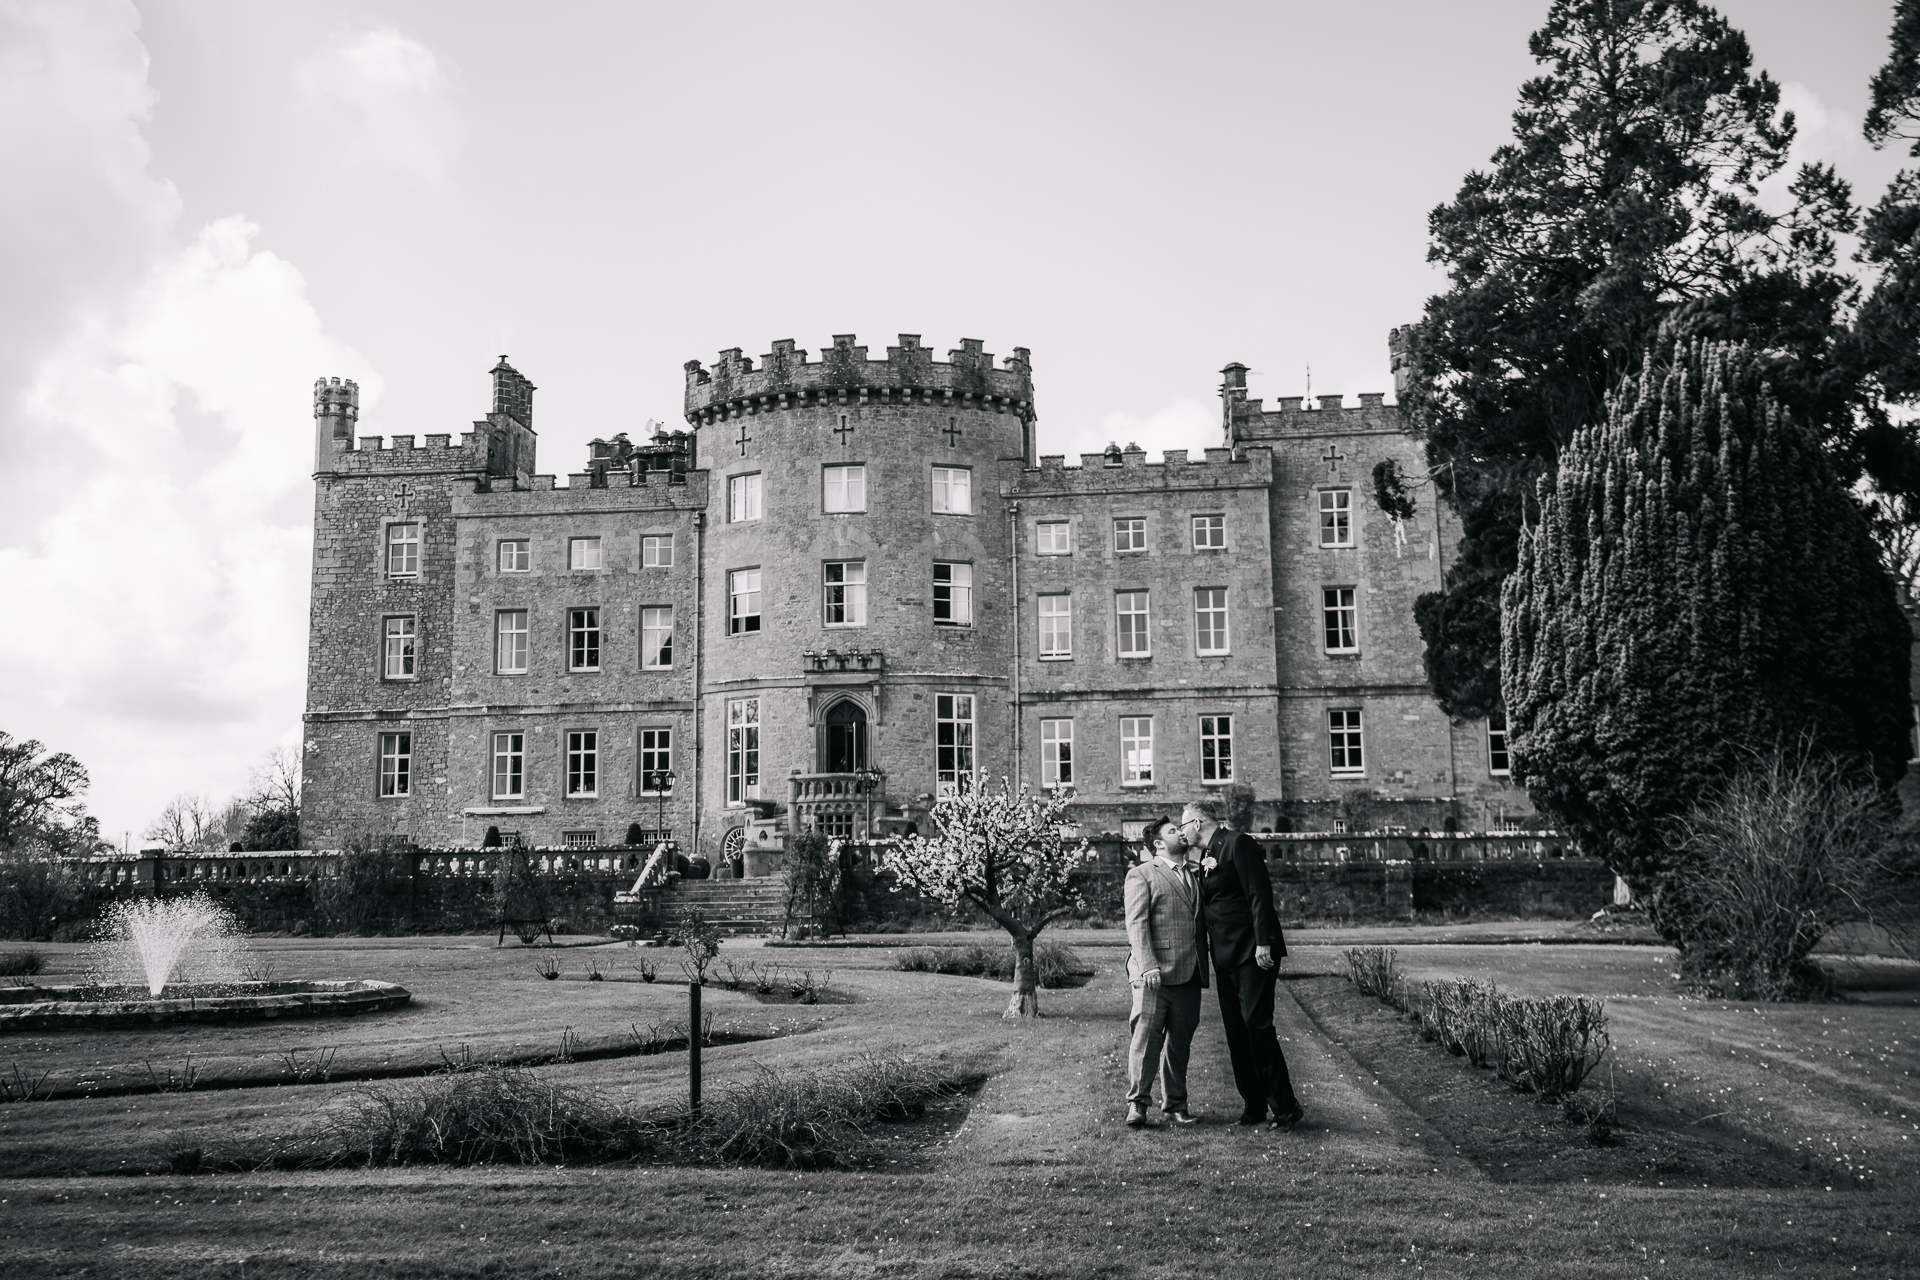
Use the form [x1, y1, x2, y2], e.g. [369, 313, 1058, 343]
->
[0, 980, 411, 1032]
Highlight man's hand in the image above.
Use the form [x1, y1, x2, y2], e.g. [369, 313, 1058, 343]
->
[1141, 967, 1162, 989]
[1255, 945, 1276, 971]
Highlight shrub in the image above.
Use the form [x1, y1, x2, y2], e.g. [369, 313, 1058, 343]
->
[1345, 948, 1610, 1100]
[294, 1067, 652, 1167]
[277, 1054, 967, 1170]
[0, 843, 85, 941]
[311, 835, 412, 935]
[661, 1054, 956, 1170]
[892, 941, 1090, 988]
[1658, 747, 1917, 1000]
[491, 846, 549, 941]
[1341, 946, 1402, 1001]
[0, 945, 46, 978]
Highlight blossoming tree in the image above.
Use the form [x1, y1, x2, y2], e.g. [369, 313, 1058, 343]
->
[883, 779, 1094, 1018]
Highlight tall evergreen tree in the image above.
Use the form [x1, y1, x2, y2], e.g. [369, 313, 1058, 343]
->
[1405, 0, 1872, 719]
[1502, 339, 1910, 901]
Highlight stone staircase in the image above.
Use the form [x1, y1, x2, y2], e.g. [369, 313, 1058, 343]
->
[640, 874, 791, 936]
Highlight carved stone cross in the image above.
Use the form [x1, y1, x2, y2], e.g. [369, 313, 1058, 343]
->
[391, 482, 415, 512]
[833, 413, 853, 445]
[1322, 444, 1344, 476]
[735, 422, 752, 457]
[944, 417, 962, 447]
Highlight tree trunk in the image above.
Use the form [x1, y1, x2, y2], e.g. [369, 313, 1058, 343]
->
[1003, 931, 1039, 1019]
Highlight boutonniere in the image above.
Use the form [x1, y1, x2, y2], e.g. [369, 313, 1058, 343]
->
[1199, 856, 1218, 874]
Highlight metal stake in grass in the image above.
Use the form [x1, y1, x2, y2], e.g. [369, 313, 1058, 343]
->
[678, 908, 720, 1114]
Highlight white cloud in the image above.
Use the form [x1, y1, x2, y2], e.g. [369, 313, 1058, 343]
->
[0, 3, 383, 845]
[3, 216, 380, 842]
[297, 27, 459, 182]
[1043, 398, 1223, 465]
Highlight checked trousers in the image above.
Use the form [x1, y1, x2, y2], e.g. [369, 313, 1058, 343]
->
[1126, 977, 1202, 1112]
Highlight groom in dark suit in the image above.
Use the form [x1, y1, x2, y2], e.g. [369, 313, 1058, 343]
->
[1183, 797, 1304, 1128]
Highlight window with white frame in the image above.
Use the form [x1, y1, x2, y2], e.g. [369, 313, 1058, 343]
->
[1201, 715, 1233, 783]
[496, 610, 529, 674]
[728, 569, 762, 635]
[492, 732, 525, 799]
[382, 616, 417, 679]
[1036, 521, 1071, 555]
[931, 466, 972, 514]
[935, 694, 975, 795]
[1319, 489, 1353, 547]
[498, 539, 530, 572]
[386, 522, 420, 577]
[933, 562, 972, 626]
[566, 730, 598, 797]
[824, 561, 867, 626]
[1488, 712, 1511, 775]
[1192, 514, 1225, 550]
[1120, 717, 1154, 785]
[1116, 590, 1151, 656]
[641, 606, 674, 669]
[1322, 587, 1358, 653]
[823, 465, 866, 513]
[1041, 718, 1073, 787]
[1113, 517, 1146, 553]
[1038, 593, 1071, 658]
[378, 732, 411, 797]
[563, 831, 597, 850]
[570, 537, 603, 571]
[568, 607, 601, 671]
[1194, 588, 1229, 655]
[640, 729, 672, 793]
[729, 473, 763, 522]
[726, 699, 759, 805]
[1328, 709, 1364, 774]
[642, 535, 674, 568]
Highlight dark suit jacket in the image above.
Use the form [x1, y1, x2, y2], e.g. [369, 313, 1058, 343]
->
[1199, 827, 1287, 969]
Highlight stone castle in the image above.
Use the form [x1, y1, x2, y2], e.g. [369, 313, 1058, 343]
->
[299, 333, 1535, 859]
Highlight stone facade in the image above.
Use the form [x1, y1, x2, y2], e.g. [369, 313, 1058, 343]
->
[301, 334, 1534, 856]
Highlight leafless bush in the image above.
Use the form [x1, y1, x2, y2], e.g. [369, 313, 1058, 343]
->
[272, 1053, 968, 1170]
[891, 941, 1090, 988]
[534, 954, 561, 981]
[1660, 747, 1915, 1000]
[1341, 946, 1402, 1001]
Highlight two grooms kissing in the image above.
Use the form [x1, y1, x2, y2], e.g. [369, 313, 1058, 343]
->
[1123, 797, 1304, 1130]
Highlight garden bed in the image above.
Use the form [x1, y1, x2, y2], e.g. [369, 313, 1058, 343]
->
[1286, 974, 1818, 1188]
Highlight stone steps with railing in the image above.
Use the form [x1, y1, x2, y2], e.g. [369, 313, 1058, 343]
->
[617, 873, 793, 936]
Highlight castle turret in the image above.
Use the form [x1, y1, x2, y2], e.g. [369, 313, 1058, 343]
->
[313, 377, 359, 472]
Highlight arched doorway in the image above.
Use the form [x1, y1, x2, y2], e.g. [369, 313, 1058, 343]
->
[824, 701, 868, 773]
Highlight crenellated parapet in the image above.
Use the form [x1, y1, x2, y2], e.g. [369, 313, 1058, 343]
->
[1220, 357, 1406, 447]
[1014, 444, 1271, 495]
[682, 333, 1035, 427]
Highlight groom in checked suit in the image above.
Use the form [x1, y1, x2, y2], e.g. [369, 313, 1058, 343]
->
[1123, 817, 1207, 1128]
[1183, 797, 1304, 1128]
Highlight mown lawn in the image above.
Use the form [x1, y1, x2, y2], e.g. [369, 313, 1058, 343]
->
[2, 930, 1915, 1277]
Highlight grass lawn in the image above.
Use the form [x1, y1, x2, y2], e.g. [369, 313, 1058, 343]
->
[2, 930, 1916, 1277]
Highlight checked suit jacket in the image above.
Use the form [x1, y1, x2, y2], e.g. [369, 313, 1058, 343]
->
[1124, 857, 1210, 987]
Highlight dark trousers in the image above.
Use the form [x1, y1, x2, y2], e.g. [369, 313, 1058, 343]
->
[1215, 960, 1299, 1116]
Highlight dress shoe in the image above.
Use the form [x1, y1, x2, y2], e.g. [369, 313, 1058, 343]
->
[1236, 1107, 1268, 1126]
[1125, 1103, 1150, 1128]
[1270, 1104, 1305, 1130]
[1165, 1109, 1199, 1125]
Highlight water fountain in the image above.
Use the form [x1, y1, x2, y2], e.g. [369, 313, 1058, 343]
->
[0, 892, 411, 1032]
[94, 893, 244, 997]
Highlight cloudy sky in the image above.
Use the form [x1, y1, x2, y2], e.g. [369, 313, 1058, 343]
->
[0, 0, 1906, 845]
